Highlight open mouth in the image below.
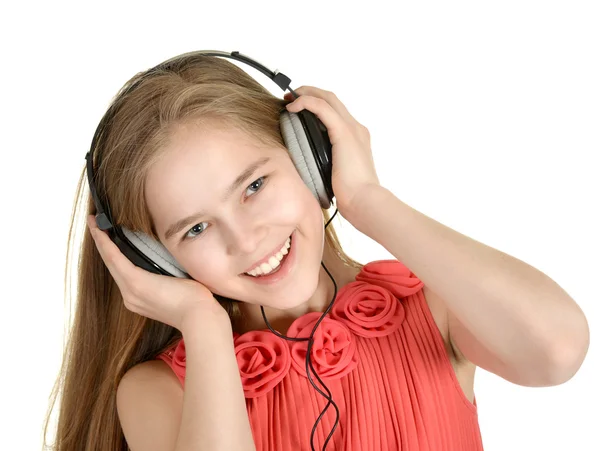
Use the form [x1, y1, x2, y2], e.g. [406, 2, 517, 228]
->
[243, 234, 292, 277]
[240, 231, 296, 283]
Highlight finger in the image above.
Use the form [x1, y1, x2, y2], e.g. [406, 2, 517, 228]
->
[286, 86, 357, 125]
[86, 214, 137, 290]
[286, 95, 349, 145]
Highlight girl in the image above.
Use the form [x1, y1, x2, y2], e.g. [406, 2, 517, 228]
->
[43, 52, 589, 451]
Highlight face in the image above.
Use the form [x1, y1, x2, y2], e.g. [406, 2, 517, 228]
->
[145, 120, 325, 309]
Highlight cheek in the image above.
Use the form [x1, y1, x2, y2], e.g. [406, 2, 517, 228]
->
[278, 178, 326, 258]
[269, 174, 322, 221]
[268, 177, 325, 258]
[174, 245, 230, 291]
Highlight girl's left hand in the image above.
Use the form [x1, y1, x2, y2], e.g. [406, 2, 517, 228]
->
[284, 86, 381, 218]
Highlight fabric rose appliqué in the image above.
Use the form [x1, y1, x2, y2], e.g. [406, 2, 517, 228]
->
[356, 259, 424, 300]
[330, 280, 407, 338]
[234, 330, 291, 399]
[287, 312, 358, 381]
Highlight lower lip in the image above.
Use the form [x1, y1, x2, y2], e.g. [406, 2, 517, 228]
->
[240, 230, 297, 285]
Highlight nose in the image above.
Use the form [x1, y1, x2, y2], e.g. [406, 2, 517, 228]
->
[223, 220, 267, 257]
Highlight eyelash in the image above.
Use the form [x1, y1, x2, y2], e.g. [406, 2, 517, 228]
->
[182, 175, 268, 241]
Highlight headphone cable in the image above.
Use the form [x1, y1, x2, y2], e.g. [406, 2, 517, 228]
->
[261, 207, 341, 451]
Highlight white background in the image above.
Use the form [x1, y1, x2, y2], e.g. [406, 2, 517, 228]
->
[1, 1, 598, 450]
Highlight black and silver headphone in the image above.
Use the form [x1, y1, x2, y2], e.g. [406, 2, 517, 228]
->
[85, 50, 342, 451]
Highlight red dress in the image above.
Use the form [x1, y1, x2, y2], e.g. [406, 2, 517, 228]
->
[156, 260, 484, 450]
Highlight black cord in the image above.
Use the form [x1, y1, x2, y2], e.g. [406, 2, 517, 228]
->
[261, 207, 340, 451]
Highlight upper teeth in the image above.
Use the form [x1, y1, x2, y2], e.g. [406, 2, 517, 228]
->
[245, 236, 291, 276]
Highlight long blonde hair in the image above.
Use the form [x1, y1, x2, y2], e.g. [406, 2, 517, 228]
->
[42, 52, 363, 450]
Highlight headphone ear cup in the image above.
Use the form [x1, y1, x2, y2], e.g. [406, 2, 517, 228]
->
[120, 226, 190, 279]
[280, 110, 332, 208]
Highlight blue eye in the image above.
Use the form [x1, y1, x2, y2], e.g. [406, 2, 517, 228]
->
[245, 176, 265, 197]
[184, 222, 208, 240]
[183, 176, 268, 241]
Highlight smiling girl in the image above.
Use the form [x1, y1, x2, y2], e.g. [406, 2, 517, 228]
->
[43, 51, 589, 451]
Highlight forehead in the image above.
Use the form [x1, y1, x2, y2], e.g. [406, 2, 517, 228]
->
[151, 122, 270, 182]
[169, 121, 266, 166]
[144, 122, 280, 227]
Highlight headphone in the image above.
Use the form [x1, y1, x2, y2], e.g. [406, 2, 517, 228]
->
[85, 50, 334, 279]
[85, 50, 341, 450]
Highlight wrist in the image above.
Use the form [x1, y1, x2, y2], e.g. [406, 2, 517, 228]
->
[340, 184, 389, 230]
[180, 305, 233, 339]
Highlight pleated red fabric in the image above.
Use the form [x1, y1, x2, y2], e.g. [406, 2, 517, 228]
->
[156, 259, 484, 450]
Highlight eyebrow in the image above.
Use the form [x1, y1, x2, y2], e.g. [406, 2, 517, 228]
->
[164, 156, 271, 241]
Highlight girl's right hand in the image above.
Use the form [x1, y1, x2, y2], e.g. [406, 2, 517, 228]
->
[86, 214, 231, 333]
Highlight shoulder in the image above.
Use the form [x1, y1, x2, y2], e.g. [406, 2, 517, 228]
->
[116, 360, 183, 449]
[119, 359, 181, 389]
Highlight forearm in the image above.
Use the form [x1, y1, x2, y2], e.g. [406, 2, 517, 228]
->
[345, 185, 588, 381]
[175, 314, 255, 451]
